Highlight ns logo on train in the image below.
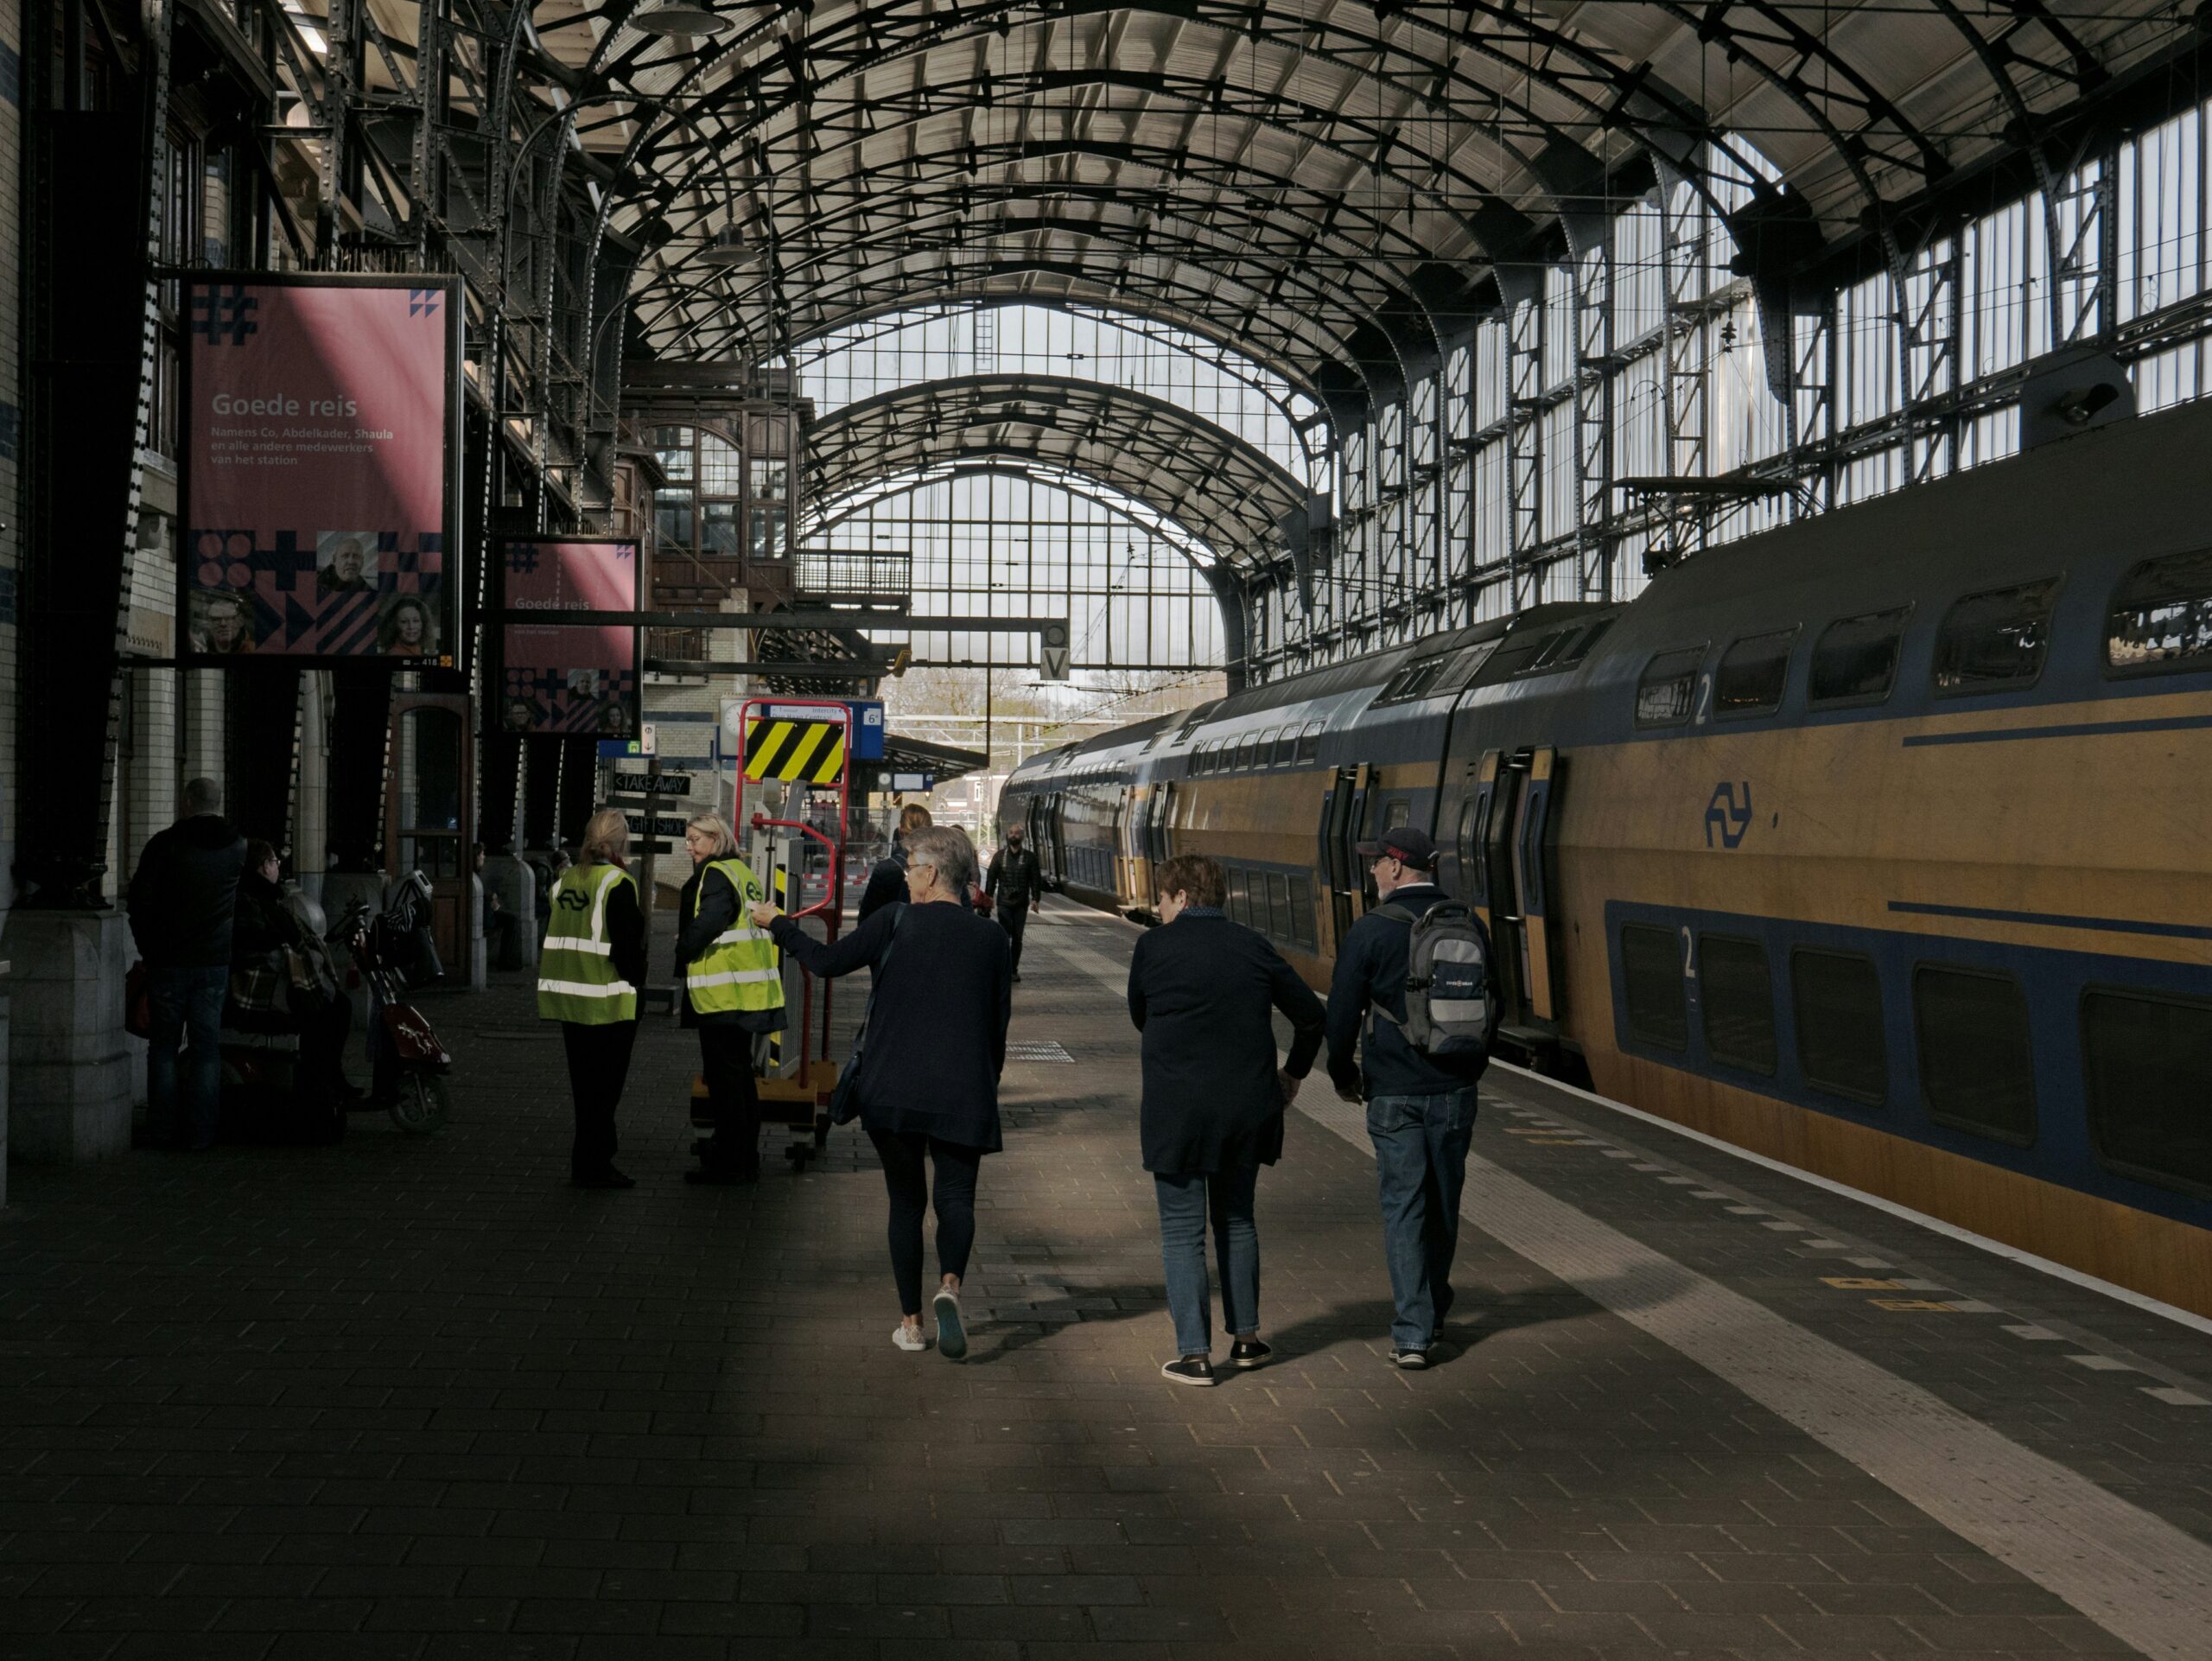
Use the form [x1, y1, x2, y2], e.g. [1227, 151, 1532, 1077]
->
[1704, 781, 1754, 850]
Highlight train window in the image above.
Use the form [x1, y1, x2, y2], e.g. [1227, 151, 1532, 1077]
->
[1273, 729, 1298, 767]
[1287, 875, 1318, 950]
[1296, 722, 1324, 763]
[1266, 873, 1291, 939]
[1383, 799, 1411, 831]
[1932, 577, 2061, 696]
[1809, 607, 1911, 705]
[2082, 987, 2212, 1194]
[1249, 869, 1274, 935]
[1634, 646, 1706, 727]
[1914, 964, 2037, 1145]
[1713, 628, 1799, 716]
[1620, 925, 1688, 1051]
[1436, 638, 1503, 692]
[1699, 934, 1777, 1074]
[1257, 727, 1281, 767]
[2106, 550, 2212, 677]
[1227, 866, 1251, 926]
[1791, 949, 1887, 1105]
[1456, 795, 1479, 875]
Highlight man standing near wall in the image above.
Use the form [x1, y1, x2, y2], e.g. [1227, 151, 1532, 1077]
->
[128, 779, 247, 1151]
[984, 825, 1043, 982]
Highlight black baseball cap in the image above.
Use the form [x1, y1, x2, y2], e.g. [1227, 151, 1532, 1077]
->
[1355, 827, 1439, 869]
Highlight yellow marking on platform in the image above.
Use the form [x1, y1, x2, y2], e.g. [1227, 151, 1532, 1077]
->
[1823, 1277, 1905, 1290]
[1870, 1298, 1960, 1313]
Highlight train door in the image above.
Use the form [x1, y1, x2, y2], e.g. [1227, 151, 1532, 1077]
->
[1319, 763, 1369, 951]
[1477, 746, 1563, 1032]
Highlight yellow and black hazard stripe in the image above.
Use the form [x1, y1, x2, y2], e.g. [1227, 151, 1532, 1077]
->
[743, 718, 847, 784]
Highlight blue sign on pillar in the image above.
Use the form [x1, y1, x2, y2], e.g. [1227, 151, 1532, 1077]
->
[848, 700, 886, 760]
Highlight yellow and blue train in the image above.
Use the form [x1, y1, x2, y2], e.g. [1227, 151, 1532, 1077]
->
[1001, 397, 2212, 1316]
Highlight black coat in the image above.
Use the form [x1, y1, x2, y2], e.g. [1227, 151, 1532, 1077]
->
[128, 815, 247, 969]
[1325, 881, 1491, 1099]
[1127, 911, 1326, 1175]
[856, 847, 908, 923]
[675, 862, 785, 1032]
[770, 899, 1012, 1152]
[985, 845, 1044, 908]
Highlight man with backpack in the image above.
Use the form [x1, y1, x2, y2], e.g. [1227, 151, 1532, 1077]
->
[1324, 827, 1499, 1369]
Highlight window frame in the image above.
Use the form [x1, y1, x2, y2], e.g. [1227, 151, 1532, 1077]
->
[1808, 605, 1914, 709]
[1930, 576, 2063, 698]
[2103, 550, 2212, 681]
[1789, 946, 1889, 1107]
[1296, 721, 1325, 764]
[1912, 962, 2039, 1148]
[1634, 645, 1708, 729]
[1712, 627, 1802, 720]
[2078, 983, 2212, 1200]
[1619, 923, 1689, 1053]
[1697, 932, 1779, 1075]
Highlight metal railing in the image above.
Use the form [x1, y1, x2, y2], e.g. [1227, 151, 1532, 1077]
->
[795, 548, 913, 602]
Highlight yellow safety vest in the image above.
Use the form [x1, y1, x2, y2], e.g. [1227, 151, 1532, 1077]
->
[537, 863, 639, 1024]
[686, 856, 785, 1015]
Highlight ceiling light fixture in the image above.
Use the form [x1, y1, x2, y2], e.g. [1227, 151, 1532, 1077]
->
[631, 3, 735, 38]
[700, 224, 753, 265]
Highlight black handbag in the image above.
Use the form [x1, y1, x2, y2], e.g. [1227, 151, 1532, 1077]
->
[828, 903, 905, 1126]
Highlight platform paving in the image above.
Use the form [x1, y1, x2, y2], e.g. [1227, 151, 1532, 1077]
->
[3, 905, 2211, 1660]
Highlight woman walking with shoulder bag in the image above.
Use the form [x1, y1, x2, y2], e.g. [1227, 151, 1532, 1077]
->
[751, 825, 1012, 1357]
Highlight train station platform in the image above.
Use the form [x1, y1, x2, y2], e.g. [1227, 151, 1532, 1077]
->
[3, 908, 2211, 1660]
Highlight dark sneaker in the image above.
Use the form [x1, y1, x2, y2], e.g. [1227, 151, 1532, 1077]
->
[572, 1167, 635, 1190]
[933, 1288, 968, 1360]
[1229, 1339, 1272, 1370]
[1161, 1355, 1217, 1386]
[1390, 1347, 1429, 1370]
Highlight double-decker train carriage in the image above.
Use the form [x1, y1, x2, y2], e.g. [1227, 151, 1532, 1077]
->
[1002, 397, 2212, 1317]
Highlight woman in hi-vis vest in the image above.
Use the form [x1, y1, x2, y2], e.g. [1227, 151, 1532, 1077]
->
[537, 809, 648, 1188]
[675, 812, 785, 1184]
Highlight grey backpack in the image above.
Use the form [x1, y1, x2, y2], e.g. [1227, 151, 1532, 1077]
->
[1371, 900, 1498, 1060]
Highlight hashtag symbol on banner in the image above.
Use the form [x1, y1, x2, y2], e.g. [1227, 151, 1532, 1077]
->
[506, 545, 540, 575]
[192, 287, 258, 345]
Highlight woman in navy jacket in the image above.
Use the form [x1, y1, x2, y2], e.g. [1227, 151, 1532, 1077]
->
[1127, 853, 1325, 1384]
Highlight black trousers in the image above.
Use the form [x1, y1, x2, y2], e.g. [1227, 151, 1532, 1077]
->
[698, 1024, 761, 1174]
[999, 901, 1030, 976]
[561, 1019, 638, 1174]
[868, 1129, 984, 1316]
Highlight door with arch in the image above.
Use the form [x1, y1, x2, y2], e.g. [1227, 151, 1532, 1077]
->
[385, 692, 475, 973]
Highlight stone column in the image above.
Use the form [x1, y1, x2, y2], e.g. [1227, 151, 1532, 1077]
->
[2, 911, 134, 1163]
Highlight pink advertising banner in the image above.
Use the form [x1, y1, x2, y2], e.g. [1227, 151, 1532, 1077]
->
[499, 538, 640, 737]
[181, 274, 461, 661]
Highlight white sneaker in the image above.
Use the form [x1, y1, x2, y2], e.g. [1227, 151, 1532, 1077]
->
[933, 1288, 969, 1360]
[892, 1324, 927, 1352]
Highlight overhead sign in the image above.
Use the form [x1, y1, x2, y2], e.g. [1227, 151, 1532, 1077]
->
[181, 273, 461, 663]
[888, 772, 935, 792]
[849, 700, 886, 760]
[500, 538, 640, 736]
[744, 716, 849, 785]
[1039, 619, 1071, 682]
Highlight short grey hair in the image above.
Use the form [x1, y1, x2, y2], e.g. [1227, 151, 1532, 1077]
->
[904, 824, 977, 894]
[182, 777, 222, 816]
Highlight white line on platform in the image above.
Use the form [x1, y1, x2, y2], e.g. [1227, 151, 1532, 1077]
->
[1490, 1060, 2212, 1342]
[1046, 926, 2212, 1661]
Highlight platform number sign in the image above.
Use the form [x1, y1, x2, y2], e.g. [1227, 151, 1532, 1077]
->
[1039, 620, 1071, 682]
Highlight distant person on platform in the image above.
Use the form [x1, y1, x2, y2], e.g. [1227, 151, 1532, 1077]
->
[984, 824, 1045, 982]
[859, 802, 931, 923]
[1324, 828, 1495, 1370]
[676, 812, 785, 1186]
[753, 825, 1012, 1359]
[318, 538, 373, 594]
[129, 777, 247, 1151]
[538, 809, 647, 1189]
[1128, 854, 1324, 1386]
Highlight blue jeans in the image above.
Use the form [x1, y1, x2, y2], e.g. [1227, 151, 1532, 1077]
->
[1153, 1164, 1260, 1358]
[1366, 1088, 1479, 1351]
[146, 964, 229, 1151]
